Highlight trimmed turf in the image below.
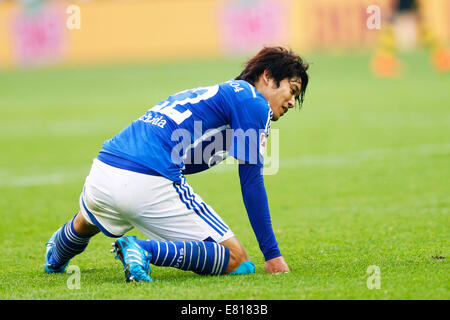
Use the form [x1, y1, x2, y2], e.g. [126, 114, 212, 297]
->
[0, 51, 448, 299]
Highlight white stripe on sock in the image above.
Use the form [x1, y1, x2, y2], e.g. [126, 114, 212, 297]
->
[161, 242, 169, 265]
[186, 242, 193, 271]
[212, 243, 219, 275]
[155, 241, 161, 264]
[200, 242, 207, 273]
[180, 242, 187, 269]
[168, 242, 178, 266]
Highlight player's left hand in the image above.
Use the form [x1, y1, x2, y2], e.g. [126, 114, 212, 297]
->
[264, 256, 290, 274]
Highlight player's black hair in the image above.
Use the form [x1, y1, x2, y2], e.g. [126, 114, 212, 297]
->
[235, 46, 309, 107]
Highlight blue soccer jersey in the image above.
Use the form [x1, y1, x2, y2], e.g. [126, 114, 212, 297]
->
[97, 79, 281, 261]
[98, 80, 272, 183]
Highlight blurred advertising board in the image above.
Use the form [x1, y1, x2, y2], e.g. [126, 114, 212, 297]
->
[0, 0, 448, 69]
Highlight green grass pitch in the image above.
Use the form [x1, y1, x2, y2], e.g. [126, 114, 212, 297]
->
[0, 51, 448, 299]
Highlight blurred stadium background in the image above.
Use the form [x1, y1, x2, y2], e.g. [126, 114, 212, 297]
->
[1, 0, 449, 299]
[0, 0, 449, 70]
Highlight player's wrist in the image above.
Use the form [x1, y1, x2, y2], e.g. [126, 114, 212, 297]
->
[263, 247, 282, 261]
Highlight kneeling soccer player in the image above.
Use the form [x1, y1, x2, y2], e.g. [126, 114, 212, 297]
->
[44, 46, 310, 282]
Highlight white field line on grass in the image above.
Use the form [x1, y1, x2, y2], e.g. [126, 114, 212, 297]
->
[278, 142, 450, 168]
[0, 142, 449, 187]
[212, 142, 450, 172]
[0, 169, 89, 187]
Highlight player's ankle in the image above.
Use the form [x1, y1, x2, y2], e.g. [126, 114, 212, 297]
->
[225, 255, 248, 274]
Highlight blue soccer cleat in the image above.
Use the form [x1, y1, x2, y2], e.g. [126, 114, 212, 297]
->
[112, 235, 153, 282]
[44, 228, 70, 273]
[228, 261, 256, 275]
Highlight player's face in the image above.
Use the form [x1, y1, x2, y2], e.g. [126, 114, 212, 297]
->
[266, 77, 301, 121]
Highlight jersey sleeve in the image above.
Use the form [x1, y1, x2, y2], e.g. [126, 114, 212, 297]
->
[222, 81, 272, 167]
[239, 162, 281, 261]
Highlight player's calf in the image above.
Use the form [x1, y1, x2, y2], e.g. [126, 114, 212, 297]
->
[220, 236, 255, 275]
[133, 236, 256, 277]
[44, 213, 98, 273]
[135, 238, 230, 275]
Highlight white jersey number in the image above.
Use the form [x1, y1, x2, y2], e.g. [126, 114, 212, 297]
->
[151, 85, 219, 124]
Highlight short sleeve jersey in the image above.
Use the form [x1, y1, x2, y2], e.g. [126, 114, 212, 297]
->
[99, 80, 273, 183]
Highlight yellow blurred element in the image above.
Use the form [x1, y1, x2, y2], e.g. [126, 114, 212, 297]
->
[370, 0, 450, 76]
[0, 0, 221, 69]
[290, 0, 392, 52]
[0, 0, 448, 70]
[419, 0, 450, 46]
[0, 1, 16, 66]
[378, 24, 397, 53]
[65, 0, 220, 65]
[419, 25, 440, 51]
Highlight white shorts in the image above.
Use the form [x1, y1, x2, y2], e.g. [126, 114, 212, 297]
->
[79, 158, 234, 243]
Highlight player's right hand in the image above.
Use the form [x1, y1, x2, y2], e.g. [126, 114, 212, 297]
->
[264, 256, 290, 274]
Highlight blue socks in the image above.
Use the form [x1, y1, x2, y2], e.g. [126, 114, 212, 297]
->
[136, 239, 230, 275]
[48, 217, 91, 267]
